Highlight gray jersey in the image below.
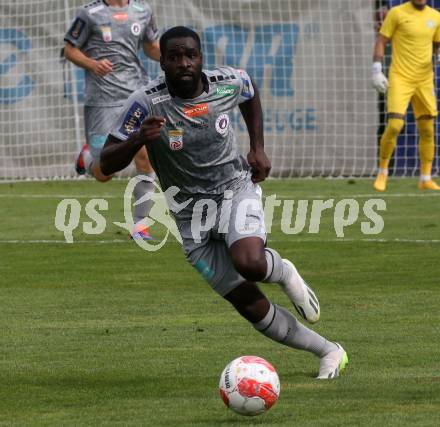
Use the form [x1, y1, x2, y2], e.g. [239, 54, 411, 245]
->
[110, 66, 255, 204]
[64, 0, 159, 106]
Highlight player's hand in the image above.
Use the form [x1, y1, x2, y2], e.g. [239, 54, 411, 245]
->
[372, 62, 388, 94]
[139, 116, 166, 142]
[247, 149, 271, 183]
[92, 59, 113, 77]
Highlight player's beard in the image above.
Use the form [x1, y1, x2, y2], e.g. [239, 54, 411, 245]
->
[168, 66, 203, 98]
[411, 0, 426, 9]
[177, 74, 197, 94]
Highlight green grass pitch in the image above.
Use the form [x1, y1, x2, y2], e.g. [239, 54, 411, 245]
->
[0, 178, 439, 426]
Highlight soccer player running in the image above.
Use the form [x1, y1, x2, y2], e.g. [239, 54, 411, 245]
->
[372, 0, 440, 191]
[64, 0, 160, 239]
[101, 26, 348, 379]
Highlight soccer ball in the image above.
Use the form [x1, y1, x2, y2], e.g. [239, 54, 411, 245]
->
[219, 355, 280, 416]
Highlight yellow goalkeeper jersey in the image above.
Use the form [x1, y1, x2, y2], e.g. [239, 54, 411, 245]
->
[380, 1, 440, 81]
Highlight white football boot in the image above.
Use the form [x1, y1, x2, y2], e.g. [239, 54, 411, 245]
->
[317, 343, 348, 379]
[280, 259, 320, 324]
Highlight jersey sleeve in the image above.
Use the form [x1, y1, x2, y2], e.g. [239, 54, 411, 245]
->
[142, 11, 160, 43]
[64, 8, 91, 48]
[222, 67, 255, 105]
[109, 91, 151, 141]
[380, 8, 398, 39]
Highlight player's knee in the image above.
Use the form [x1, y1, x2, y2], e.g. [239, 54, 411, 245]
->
[93, 172, 112, 182]
[417, 120, 434, 141]
[92, 162, 113, 182]
[233, 252, 266, 282]
[386, 118, 405, 137]
[224, 282, 269, 323]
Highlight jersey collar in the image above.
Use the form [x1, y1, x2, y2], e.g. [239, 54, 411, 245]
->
[102, 1, 130, 6]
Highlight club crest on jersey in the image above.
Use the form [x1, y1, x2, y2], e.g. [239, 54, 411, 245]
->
[427, 20, 435, 29]
[168, 129, 183, 151]
[131, 23, 141, 36]
[101, 26, 112, 42]
[119, 102, 147, 137]
[215, 113, 229, 135]
[184, 103, 209, 118]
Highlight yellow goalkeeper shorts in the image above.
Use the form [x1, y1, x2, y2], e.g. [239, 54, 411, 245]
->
[387, 73, 437, 118]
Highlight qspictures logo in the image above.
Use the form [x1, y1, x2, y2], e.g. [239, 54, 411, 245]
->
[54, 176, 387, 252]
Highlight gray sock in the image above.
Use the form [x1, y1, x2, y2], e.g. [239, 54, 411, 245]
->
[133, 172, 156, 225]
[263, 247, 287, 283]
[253, 303, 337, 357]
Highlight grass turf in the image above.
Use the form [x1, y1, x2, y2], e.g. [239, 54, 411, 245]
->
[0, 178, 439, 426]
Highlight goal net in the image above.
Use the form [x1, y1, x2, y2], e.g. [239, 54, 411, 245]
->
[0, 0, 436, 180]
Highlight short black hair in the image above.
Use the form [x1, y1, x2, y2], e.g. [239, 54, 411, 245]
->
[159, 26, 201, 55]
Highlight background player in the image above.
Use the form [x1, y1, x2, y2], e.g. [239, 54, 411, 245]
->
[100, 26, 348, 379]
[372, 0, 440, 191]
[64, 0, 160, 239]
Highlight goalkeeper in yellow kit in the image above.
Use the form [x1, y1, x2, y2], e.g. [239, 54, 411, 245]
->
[373, 0, 440, 191]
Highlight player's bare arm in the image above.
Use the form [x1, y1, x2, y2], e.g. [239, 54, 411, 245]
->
[239, 81, 271, 183]
[100, 117, 165, 175]
[143, 40, 161, 62]
[373, 33, 389, 63]
[64, 42, 113, 77]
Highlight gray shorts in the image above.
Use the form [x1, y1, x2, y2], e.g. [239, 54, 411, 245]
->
[176, 177, 266, 297]
[84, 105, 123, 162]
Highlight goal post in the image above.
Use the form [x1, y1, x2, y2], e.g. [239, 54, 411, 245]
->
[1, 0, 434, 180]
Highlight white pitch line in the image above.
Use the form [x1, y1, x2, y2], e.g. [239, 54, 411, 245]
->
[276, 193, 440, 199]
[0, 194, 122, 199]
[0, 238, 439, 244]
[0, 239, 130, 244]
[0, 192, 439, 200]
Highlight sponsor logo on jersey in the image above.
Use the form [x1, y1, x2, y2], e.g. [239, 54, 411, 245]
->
[152, 94, 172, 105]
[113, 12, 129, 21]
[131, 23, 141, 36]
[168, 129, 183, 151]
[215, 113, 230, 135]
[184, 103, 209, 118]
[241, 78, 253, 99]
[190, 120, 209, 129]
[101, 26, 112, 42]
[216, 85, 236, 97]
[166, 120, 185, 129]
[119, 102, 147, 137]
[133, 3, 146, 12]
[69, 17, 86, 40]
[89, 4, 105, 15]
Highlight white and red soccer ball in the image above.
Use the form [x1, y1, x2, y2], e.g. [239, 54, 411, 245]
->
[219, 356, 280, 416]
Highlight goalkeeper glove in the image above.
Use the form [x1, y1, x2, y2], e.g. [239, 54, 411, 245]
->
[372, 62, 388, 94]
